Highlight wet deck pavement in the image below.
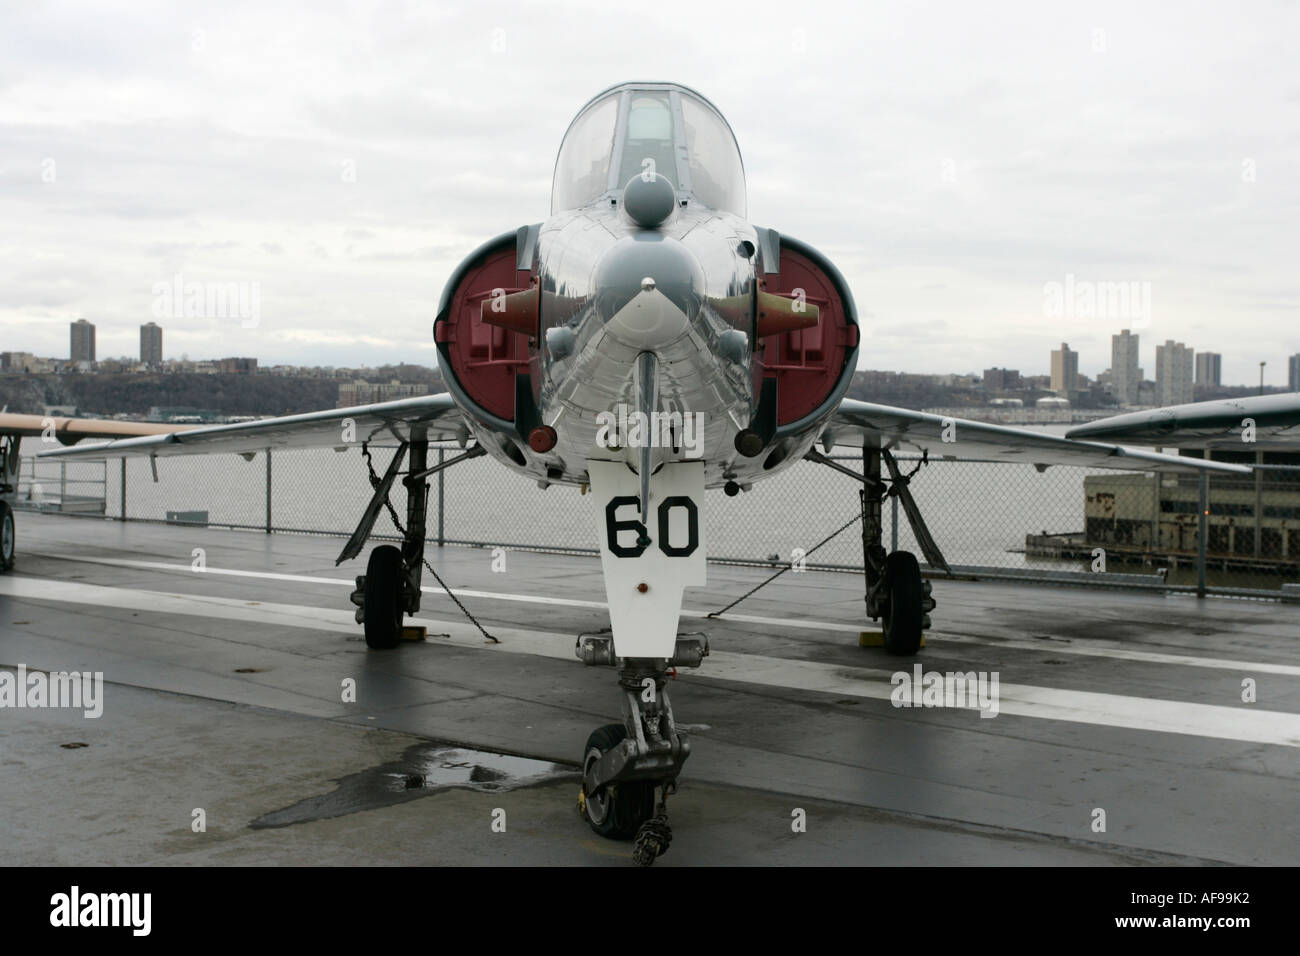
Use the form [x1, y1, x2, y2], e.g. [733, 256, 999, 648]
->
[3, 512, 1297, 865]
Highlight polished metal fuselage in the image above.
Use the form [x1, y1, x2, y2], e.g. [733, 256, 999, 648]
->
[465, 200, 829, 489]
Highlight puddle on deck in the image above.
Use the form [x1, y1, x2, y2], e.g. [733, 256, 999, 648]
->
[251, 742, 574, 828]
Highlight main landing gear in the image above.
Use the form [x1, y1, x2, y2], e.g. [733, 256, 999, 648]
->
[341, 437, 487, 649]
[804, 445, 947, 655]
[861, 445, 948, 654]
[806, 444, 946, 654]
[574, 635, 707, 865]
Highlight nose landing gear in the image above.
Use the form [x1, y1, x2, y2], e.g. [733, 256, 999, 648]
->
[576, 639, 705, 865]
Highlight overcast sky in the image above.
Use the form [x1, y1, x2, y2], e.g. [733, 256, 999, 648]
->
[1, 0, 1296, 385]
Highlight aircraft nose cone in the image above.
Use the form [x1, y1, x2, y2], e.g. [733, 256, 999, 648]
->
[593, 234, 704, 350]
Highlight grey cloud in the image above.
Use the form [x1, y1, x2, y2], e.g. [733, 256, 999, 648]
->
[0, 0, 1295, 383]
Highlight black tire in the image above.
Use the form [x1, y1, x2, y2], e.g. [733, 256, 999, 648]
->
[0, 500, 13, 573]
[881, 550, 923, 655]
[363, 545, 404, 649]
[580, 723, 656, 840]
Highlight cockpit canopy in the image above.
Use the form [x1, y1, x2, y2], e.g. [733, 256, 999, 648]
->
[551, 82, 747, 218]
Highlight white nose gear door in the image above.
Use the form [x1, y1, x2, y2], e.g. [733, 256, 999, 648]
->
[588, 459, 706, 659]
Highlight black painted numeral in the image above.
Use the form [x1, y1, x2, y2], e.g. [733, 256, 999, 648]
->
[657, 496, 699, 556]
[605, 496, 647, 557]
[605, 495, 699, 558]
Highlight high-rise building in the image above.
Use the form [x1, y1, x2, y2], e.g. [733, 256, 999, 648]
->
[70, 318, 95, 363]
[1289, 353, 1300, 391]
[140, 322, 163, 366]
[1050, 343, 1078, 397]
[1194, 351, 1221, 387]
[1156, 340, 1195, 405]
[1111, 329, 1141, 405]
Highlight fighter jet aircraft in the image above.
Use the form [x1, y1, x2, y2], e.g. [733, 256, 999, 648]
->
[1067, 392, 1300, 450]
[37, 81, 1250, 864]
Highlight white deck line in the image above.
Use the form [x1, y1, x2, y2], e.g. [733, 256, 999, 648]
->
[4, 575, 1299, 748]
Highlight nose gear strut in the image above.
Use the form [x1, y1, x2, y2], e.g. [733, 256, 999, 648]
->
[576, 644, 702, 865]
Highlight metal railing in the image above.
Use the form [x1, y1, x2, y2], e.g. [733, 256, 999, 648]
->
[15, 458, 108, 514]
[15, 448, 1300, 601]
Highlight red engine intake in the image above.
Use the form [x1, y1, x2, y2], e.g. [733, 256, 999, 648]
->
[753, 241, 860, 426]
[434, 236, 535, 422]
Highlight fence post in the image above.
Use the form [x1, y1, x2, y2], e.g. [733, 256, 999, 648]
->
[437, 446, 445, 547]
[1196, 471, 1208, 598]
[1149, 470, 1160, 553]
[60, 461, 67, 507]
[120, 458, 126, 520]
[1254, 451, 1263, 557]
[265, 448, 272, 534]
[890, 493, 899, 553]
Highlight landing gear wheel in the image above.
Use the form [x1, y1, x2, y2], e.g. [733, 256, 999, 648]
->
[579, 723, 655, 840]
[0, 500, 13, 573]
[363, 545, 404, 649]
[881, 550, 923, 655]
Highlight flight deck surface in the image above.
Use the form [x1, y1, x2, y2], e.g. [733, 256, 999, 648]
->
[2, 513, 1297, 866]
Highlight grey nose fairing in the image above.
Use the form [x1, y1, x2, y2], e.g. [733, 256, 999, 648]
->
[592, 232, 705, 334]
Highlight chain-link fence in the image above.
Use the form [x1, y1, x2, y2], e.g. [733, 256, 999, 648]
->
[16, 449, 1300, 599]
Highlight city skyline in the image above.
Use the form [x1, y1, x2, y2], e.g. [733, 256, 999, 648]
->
[17, 316, 1290, 391]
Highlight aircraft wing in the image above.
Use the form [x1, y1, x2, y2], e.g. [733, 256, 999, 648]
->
[1065, 393, 1300, 450]
[825, 399, 1251, 474]
[34, 394, 468, 459]
[0, 413, 190, 445]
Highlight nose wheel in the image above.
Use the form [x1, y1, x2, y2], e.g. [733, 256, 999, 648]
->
[578, 724, 656, 840]
[578, 723, 676, 867]
[577, 661, 692, 865]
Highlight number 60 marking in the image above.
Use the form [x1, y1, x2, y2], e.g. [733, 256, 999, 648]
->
[604, 496, 699, 558]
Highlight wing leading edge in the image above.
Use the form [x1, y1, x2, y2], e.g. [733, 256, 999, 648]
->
[826, 399, 1251, 474]
[34, 393, 468, 460]
[0, 413, 190, 445]
[1065, 393, 1300, 450]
